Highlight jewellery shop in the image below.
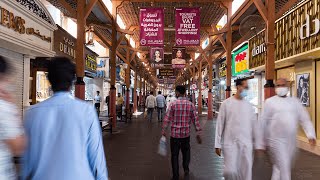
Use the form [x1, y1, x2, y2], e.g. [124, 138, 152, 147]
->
[0, 0, 57, 111]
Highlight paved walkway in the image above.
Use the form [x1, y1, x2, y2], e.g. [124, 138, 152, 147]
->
[103, 113, 320, 180]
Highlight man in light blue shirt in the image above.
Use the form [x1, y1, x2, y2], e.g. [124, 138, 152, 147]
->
[22, 57, 108, 180]
[156, 91, 166, 122]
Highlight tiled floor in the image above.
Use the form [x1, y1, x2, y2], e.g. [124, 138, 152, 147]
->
[103, 113, 320, 180]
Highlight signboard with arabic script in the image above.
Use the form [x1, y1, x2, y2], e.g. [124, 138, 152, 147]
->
[139, 8, 164, 46]
[175, 8, 200, 46]
[159, 68, 174, 77]
[232, 44, 249, 76]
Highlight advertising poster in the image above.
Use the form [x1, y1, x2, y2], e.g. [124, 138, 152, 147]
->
[232, 43, 249, 76]
[175, 8, 200, 46]
[172, 47, 187, 69]
[150, 47, 164, 68]
[296, 73, 310, 107]
[139, 8, 164, 46]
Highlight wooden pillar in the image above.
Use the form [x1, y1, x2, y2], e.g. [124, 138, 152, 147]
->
[110, 2, 119, 128]
[225, 2, 232, 99]
[75, 0, 86, 99]
[139, 74, 142, 107]
[192, 69, 196, 106]
[133, 67, 138, 112]
[125, 47, 130, 113]
[198, 60, 202, 114]
[264, 0, 275, 99]
[207, 52, 213, 120]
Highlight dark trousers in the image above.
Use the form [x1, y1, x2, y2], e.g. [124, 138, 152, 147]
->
[95, 103, 100, 117]
[147, 108, 154, 121]
[170, 137, 190, 180]
[157, 107, 164, 121]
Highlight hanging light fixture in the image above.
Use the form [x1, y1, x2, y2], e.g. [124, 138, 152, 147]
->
[86, 26, 94, 46]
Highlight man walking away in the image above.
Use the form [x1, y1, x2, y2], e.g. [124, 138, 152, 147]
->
[162, 85, 202, 180]
[215, 78, 259, 180]
[257, 78, 316, 180]
[145, 91, 156, 122]
[156, 91, 166, 122]
[94, 91, 101, 117]
[22, 57, 108, 180]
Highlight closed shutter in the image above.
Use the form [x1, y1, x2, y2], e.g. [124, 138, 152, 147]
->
[0, 48, 24, 112]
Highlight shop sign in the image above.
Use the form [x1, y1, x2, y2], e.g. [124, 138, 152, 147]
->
[232, 44, 249, 76]
[252, 43, 265, 57]
[85, 48, 97, 73]
[219, 62, 226, 77]
[299, 14, 320, 40]
[54, 26, 76, 60]
[0, 6, 51, 42]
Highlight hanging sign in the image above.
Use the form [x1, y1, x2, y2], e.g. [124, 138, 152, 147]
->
[232, 44, 249, 76]
[172, 47, 187, 69]
[175, 8, 200, 46]
[139, 8, 164, 46]
[150, 47, 164, 68]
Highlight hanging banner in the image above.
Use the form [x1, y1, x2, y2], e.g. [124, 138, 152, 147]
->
[150, 47, 164, 68]
[139, 8, 164, 46]
[232, 43, 249, 76]
[159, 68, 174, 77]
[172, 47, 187, 69]
[175, 8, 200, 46]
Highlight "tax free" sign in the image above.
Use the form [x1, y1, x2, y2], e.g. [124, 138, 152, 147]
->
[232, 43, 249, 76]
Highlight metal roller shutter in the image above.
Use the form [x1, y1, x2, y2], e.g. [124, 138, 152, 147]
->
[0, 48, 24, 112]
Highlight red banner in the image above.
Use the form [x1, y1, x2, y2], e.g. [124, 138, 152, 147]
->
[139, 8, 164, 46]
[175, 8, 200, 46]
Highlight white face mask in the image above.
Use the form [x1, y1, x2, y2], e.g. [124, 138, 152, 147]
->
[275, 87, 289, 97]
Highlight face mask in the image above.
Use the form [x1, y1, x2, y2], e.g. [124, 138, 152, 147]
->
[240, 89, 248, 98]
[275, 87, 289, 97]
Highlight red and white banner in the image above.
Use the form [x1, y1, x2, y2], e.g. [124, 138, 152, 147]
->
[175, 8, 200, 46]
[139, 8, 164, 46]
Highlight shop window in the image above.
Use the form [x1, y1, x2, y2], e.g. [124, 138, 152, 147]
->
[36, 71, 52, 102]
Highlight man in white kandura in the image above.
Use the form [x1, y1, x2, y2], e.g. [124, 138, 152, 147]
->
[215, 78, 259, 180]
[257, 78, 316, 180]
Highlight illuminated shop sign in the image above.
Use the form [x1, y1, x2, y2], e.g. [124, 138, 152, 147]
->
[219, 62, 226, 77]
[232, 44, 249, 76]
[0, 7, 51, 42]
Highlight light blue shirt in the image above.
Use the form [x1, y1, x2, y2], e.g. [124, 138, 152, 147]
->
[156, 95, 166, 108]
[22, 92, 108, 180]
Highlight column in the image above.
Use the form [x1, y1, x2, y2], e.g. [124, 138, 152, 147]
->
[225, 2, 232, 99]
[75, 0, 86, 99]
[109, 2, 119, 128]
[133, 67, 138, 112]
[265, 0, 275, 99]
[207, 53, 213, 120]
[198, 61, 202, 114]
[139, 74, 142, 107]
[125, 47, 130, 113]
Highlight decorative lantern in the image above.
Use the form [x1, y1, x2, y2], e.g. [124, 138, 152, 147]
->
[86, 26, 94, 46]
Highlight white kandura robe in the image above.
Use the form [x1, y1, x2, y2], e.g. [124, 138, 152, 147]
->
[215, 96, 258, 180]
[257, 96, 316, 180]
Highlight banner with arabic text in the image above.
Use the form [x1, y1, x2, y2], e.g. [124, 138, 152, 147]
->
[140, 8, 164, 46]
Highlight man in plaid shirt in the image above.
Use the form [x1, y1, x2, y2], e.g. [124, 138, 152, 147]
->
[162, 85, 202, 180]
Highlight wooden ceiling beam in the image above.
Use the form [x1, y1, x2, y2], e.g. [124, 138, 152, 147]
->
[253, 0, 268, 22]
[275, 0, 299, 19]
[231, 0, 253, 25]
[57, 0, 76, 19]
[84, 0, 98, 19]
[212, 26, 227, 51]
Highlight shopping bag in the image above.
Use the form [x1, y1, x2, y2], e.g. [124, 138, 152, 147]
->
[144, 109, 147, 118]
[158, 136, 167, 156]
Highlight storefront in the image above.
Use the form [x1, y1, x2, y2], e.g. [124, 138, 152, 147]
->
[248, 0, 320, 154]
[232, 43, 261, 113]
[30, 25, 76, 104]
[0, 0, 57, 111]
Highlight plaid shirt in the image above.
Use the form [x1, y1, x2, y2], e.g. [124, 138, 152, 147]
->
[162, 97, 201, 138]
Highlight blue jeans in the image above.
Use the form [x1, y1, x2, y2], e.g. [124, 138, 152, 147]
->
[157, 107, 164, 121]
[147, 108, 154, 121]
